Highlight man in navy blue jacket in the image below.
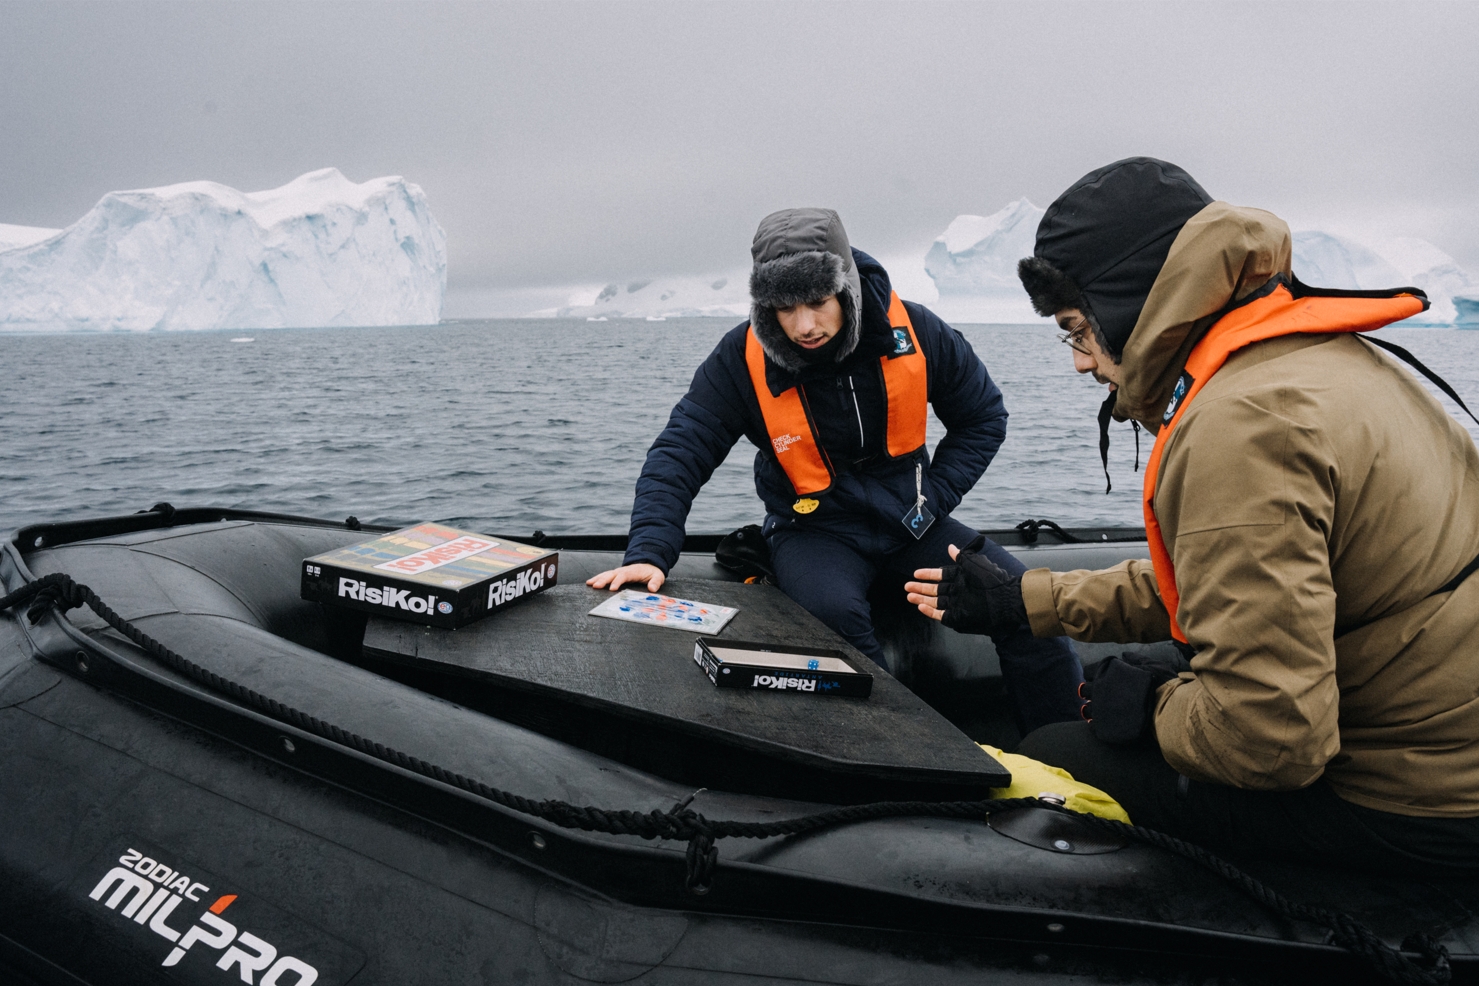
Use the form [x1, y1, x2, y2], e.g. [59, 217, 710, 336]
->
[590, 208, 1083, 732]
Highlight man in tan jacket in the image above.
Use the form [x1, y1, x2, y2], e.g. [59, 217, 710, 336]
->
[907, 157, 1479, 871]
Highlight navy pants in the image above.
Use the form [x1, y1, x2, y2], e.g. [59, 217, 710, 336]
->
[767, 513, 1084, 735]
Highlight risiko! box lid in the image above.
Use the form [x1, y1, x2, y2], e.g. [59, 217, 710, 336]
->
[306, 523, 553, 591]
[303, 524, 558, 627]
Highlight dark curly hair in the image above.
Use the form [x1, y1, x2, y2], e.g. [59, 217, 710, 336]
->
[1017, 256, 1119, 363]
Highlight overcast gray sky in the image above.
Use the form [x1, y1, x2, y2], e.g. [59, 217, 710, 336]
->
[3, 0, 1477, 299]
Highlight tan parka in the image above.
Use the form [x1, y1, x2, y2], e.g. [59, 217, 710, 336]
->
[1021, 203, 1479, 817]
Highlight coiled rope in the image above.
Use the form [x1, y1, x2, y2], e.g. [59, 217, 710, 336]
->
[1, 572, 1451, 985]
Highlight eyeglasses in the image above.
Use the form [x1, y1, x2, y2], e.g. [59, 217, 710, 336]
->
[1057, 320, 1093, 355]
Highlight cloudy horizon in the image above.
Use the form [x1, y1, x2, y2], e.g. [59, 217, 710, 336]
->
[4, 1, 1477, 315]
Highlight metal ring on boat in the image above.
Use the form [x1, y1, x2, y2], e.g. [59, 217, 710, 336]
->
[987, 805, 1127, 855]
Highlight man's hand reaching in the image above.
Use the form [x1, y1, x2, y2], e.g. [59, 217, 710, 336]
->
[905, 543, 1026, 639]
[587, 563, 666, 592]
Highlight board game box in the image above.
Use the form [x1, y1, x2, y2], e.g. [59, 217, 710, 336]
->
[693, 638, 874, 698]
[301, 522, 558, 628]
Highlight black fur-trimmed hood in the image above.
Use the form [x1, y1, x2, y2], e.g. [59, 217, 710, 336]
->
[1017, 157, 1213, 359]
[749, 208, 864, 373]
[1017, 255, 1118, 359]
[1018, 255, 1087, 319]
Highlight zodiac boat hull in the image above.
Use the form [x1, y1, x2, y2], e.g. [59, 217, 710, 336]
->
[1, 507, 1473, 985]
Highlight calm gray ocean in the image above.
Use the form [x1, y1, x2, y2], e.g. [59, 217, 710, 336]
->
[4, 320, 1477, 537]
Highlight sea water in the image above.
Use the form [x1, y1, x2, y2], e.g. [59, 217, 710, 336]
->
[3, 321, 1476, 536]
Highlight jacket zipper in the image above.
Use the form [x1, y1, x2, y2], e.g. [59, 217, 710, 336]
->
[847, 376, 865, 449]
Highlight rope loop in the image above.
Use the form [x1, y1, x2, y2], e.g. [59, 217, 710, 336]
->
[685, 832, 717, 894]
[1014, 519, 1081, 544]
[0, 570, 1455, 984]
[1401, 933, 1453, 984]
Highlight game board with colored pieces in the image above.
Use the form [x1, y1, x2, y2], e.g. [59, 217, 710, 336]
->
[315, 523, 550, 588]
[588, 590, 738, 634]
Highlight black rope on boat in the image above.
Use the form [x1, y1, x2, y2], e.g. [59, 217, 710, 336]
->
[1014, 519, 1083, 544]
[1071, 813, 1451, 986]
[0, 572, 1452, 985]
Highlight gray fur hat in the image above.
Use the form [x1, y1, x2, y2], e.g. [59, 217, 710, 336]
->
[749, 208, 863, 373]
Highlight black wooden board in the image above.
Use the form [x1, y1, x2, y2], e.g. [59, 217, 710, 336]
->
[361, 579, 1011, 802]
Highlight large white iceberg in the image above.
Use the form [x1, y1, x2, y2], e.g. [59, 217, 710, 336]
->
[0, 168, 445, 331]
[923, 198, 1043, 324]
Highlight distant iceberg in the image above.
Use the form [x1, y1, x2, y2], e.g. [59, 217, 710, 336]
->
[923, 199, 1043, 324]
[1291, 231, 1475, 325]
[919, 203, 1477, 326]
[0, 168, 446, 332]
[1291, 231, 1405, 290]
[1455, 294, 1479, 328]
[529, 273, 751, 319]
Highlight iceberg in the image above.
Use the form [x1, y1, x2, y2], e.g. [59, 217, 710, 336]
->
[529, 273, 751, 319]
[0, 224, 61, 252]
[0, 169, 445, 332]
[1455, 294, 1479, 328]
[1375, 236, 1477, 325]
[1290, 231, 1405, 291]
[1292, 230, 1476, 325]
[923, 199, 1045, 323]
[918, 203, 1479, 327]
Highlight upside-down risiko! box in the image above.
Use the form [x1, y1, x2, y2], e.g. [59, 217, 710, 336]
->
[693, 638, 874, 698]
[301, 523, 558, 628]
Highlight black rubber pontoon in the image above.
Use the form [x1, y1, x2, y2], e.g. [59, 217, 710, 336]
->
[1, 506, 1472, 985]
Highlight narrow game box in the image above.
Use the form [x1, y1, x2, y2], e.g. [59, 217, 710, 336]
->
[301, 522, 558, 628]
[693, 638, 874, 698]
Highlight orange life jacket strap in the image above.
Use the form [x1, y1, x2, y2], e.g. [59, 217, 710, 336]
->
[1143, 281, 1425, 642]
[882, 293, 929, 458]
[745, 291, 930, 497]
[745, 327, 834, 496]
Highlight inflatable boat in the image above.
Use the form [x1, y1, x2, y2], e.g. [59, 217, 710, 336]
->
[0, 504, 1470, 985]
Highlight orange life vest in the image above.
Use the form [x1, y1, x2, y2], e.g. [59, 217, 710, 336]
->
[1144, 278, 1426, 642]
[745, 291, 927, 498]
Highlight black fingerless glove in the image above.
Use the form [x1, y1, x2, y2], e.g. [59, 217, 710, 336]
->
[936, 549, 1027, 640]
[1079, 650, 1193, 745]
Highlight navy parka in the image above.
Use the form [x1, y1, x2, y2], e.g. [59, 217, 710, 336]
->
[623, 250, 1008, 572]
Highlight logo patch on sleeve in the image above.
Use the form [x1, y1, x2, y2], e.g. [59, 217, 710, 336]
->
[1163, 371, 1194, 424]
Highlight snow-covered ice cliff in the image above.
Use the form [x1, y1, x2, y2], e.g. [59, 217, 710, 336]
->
[0, 169, 445, 331]
[923, 198, 1043, 323]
